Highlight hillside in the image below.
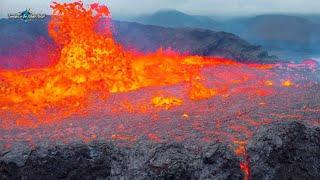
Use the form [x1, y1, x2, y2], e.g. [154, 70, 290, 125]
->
[135, 10, 222, 31]
[113, 21, 274, 62]
[132, 11, 320, 60]
[0, 17, 276, 69]
[224, 15, 320, 51]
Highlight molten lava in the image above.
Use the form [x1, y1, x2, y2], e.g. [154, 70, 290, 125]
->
[2, 1, 315, 147]
[152, 96, 183, 110]
[0, 1, 275, 123]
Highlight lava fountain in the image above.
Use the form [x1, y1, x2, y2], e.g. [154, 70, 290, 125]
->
[0, 1, 276, 124]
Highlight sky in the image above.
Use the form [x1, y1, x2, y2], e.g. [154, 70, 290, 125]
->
[1, 0, 320, 18]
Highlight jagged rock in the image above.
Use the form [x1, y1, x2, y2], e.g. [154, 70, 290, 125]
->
[248, 121, 320, 180]
[128, 142, 195, 180]
[199, 143, 244, 180]
[0, 142, 31, 167]
[0, 140, 243, 180]
[0, 141, 128, 180]
[126, 138, 244, 180]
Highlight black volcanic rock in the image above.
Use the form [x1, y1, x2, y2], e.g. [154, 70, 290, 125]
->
[0, 142, 129, 180]
[0, 140, 244, 180]
[199, 143, 244, 180]
[128, 142, 195, 180]
[127, 140, 244, 180]
[248, 121, 320, 180]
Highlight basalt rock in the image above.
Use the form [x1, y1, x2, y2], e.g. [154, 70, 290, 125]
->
[1, 141, 128, 180]
[127, 140, 243, 180]
[248, 121, 320, 180]
[0, 140, 243, 180]
[199, 143, 244, 180]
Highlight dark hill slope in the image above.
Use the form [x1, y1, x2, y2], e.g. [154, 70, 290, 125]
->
[113, 21, 274, 62]
[0, 18, 275, 65]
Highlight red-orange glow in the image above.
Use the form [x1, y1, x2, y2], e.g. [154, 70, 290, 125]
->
[282, 80, 293, 87]
[189, 82, 218, 100]
[265, 80, 273, 86]
[240, 161, 251, 180]
[182, 113, 189, 119]
[111, 134, 137, 142]
[235, 140, 251, 180]
[234, 140, 247, 156]
[148, 133, 162, 142]
[152, 96, 183, 109]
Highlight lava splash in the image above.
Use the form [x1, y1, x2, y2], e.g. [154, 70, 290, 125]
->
[0, 1, 275, 123]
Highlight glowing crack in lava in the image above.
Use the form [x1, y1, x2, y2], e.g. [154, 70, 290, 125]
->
[1, 1, 320, 179]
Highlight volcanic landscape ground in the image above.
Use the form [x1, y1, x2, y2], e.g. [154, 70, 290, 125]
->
[1, 63, 319, 153]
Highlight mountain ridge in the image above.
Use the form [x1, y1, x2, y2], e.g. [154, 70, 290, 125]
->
[132, 10, 320, 59]
[134, 10, 222, 31]
[0, 17, 276, 69]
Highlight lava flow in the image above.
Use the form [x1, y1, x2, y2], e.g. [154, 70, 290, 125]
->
[0, 1, 276, 124]
[0, 1, 320, 179]
[0, 1, 243, 122]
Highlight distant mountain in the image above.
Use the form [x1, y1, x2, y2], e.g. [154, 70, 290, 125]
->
[0, 17, 57, 69]
[0, 16, 51, 50]
[301, 14, 320, 24]
[135, 10, 222, 31]
[132, 11, 320, 60]
[224, 15, 320, 52]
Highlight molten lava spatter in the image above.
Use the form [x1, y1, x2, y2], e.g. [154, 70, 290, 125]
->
[0, 3, 199, 116]
[0, 1, 273, 123]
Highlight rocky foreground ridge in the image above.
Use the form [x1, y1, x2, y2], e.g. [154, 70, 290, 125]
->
[1, 121, 319, 180]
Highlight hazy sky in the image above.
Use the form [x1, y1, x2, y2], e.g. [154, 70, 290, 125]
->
[1, 0, 319, 18]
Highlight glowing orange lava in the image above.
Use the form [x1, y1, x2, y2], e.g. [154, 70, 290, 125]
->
[282, 80, 294, 87]
[152, 96, 183, 110]
[0, 1, 273, 122]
